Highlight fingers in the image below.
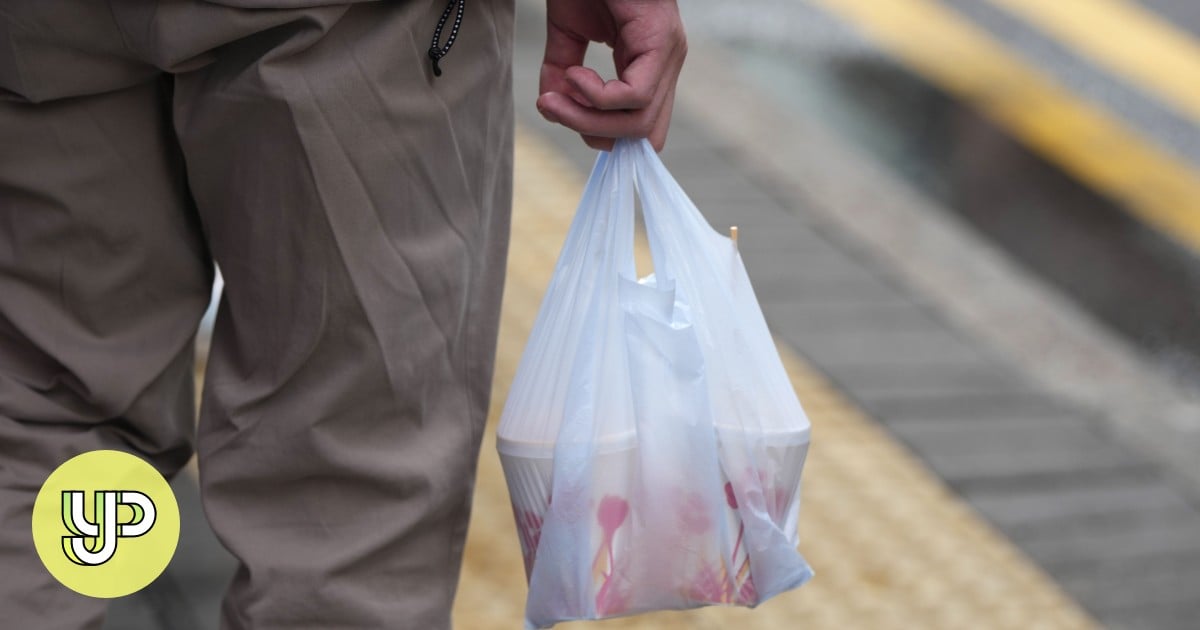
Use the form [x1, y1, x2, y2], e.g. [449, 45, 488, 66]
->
[648, 43, 684, 152]
[580, 134, 615, 151]
[537, 43, 676, 144]
[648, 88, 675, 152]
[539, 58, 678, 153]
[538, 86, 675, 153]
[540, 23, 588, 97]
[563, 56, 659, 111]
[537, 91, 657, 139]
[538, 1, 687, 152]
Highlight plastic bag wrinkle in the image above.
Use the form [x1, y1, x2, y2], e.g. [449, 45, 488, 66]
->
[497, 139, 815, 629]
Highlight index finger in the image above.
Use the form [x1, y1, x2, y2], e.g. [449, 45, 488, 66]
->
[565, 49, 665, 111]
[540, 23, 588, 96]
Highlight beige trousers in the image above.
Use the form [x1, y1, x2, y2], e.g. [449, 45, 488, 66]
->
[0, 0, 514, 627]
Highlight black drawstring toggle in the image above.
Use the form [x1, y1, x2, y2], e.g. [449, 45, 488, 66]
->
[428, 0, 465, 78]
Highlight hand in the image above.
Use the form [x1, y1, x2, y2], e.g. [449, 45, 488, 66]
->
[538, 0, 687, 151]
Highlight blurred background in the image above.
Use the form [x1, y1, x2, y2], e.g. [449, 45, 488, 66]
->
[108, 0, 1200, 628]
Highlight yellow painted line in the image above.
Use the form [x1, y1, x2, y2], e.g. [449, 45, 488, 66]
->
[452, 126, 1098, 630]
[987, 0, 1200, 127]
[806, 0, 1200, 256]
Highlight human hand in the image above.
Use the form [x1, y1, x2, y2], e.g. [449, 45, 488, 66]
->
[537, 0, 687, 151]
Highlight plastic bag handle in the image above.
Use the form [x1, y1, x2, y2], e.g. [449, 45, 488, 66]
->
[577, 143, 639, 282]
[608, 139, 691, 285]
[609, 138, 735, 289]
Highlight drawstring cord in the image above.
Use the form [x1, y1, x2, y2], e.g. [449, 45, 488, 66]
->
[428, 0, 465, 77]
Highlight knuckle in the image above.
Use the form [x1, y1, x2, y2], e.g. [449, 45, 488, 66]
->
[632, 87, 654, 108]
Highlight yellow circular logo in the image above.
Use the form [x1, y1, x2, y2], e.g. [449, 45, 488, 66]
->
[31, 450, 180, 598]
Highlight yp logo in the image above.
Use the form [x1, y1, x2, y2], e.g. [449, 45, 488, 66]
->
[62, 490, 157, 566]
[32, 450, 180, 598]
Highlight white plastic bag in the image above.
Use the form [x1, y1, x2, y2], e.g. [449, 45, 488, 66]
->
[497, 139, 815, 628]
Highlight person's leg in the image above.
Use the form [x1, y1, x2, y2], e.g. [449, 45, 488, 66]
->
[0, 5, 212, 627]
[167, 1, 514, 627]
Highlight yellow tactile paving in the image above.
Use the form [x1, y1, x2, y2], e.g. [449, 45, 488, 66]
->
[985, 0, 1200, 129]
[805, 0, 1200, 259]
[451, 128, 1100, 630]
